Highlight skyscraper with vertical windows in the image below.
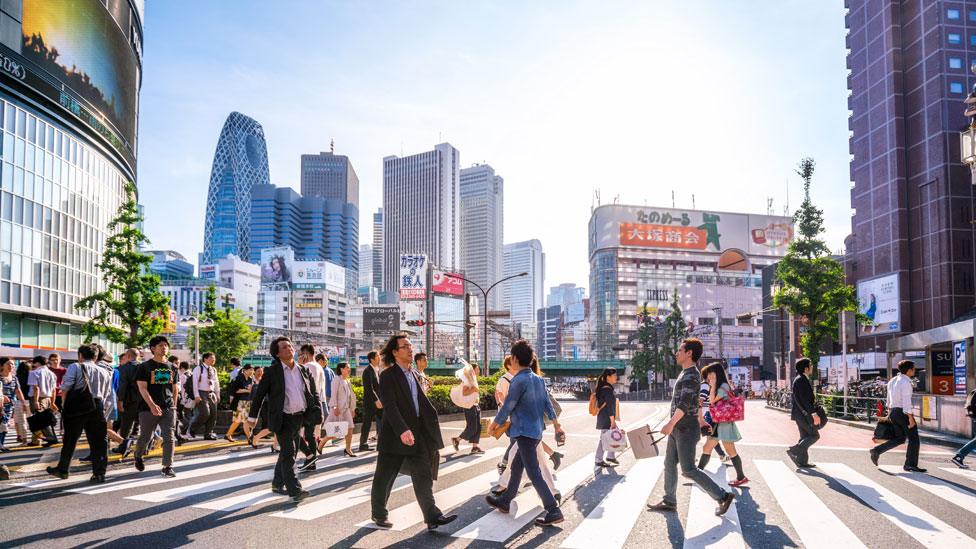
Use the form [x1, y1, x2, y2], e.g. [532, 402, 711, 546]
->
[503, 239, 545, 344]
[372, 208, 383, 291]
[845, 2, 976, 347]
[382, 144, 460, 295]
[300, 151, 359, 209]
[201, 112, 270, 265]
[459, 164, 504, 310]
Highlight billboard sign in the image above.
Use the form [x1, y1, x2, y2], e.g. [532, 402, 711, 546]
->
[399, 254, 428, 300]
[955, 341, 968, 395]
[932, 349, 954, 396]
[564, 302, 586, 324]
[293, 260, 345, 292]
[432, 269, 464, 296]
[857, 273, 900, 336]
[261, 247, 294, 285]
[364, 306, 400, 333]
[199, 264, 218, 280]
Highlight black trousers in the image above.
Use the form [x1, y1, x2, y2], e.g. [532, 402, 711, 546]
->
[272, 413, 305, 495]
[116, 405, 140, 440]
[459, 405, 481, 444]
[359, 404, 382, 448]
[56, 410, 107, 476]
[873, 407, 920, 467]
[300, 406, 324, 458]
[792, 419, 820, 464]
[371, 429, 442, 523]
[190, 392, 217, 435]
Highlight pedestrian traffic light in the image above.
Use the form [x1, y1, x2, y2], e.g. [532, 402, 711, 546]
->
[406, 320, 425, 327]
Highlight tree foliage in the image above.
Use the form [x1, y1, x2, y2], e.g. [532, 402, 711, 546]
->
[630, 291, 688, 388]
[203, 285, 217, 320]
[773, 158, 862, 369]
[192, 309, 261, 370]
[75, 182, 168, 347]
[663, 289, 689, 380]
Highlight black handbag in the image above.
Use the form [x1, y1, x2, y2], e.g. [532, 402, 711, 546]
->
[62, 364, 102, 419]
[872, 419, 898, 442]
[814, 405, 828, 430]
[27, 408, 56, 432]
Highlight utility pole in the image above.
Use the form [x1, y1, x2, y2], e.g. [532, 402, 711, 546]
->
[713, 306, 724, 363]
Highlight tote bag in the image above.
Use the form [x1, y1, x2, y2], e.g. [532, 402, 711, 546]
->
[600, 427, 629, 452]
[710, 386, 745, 423]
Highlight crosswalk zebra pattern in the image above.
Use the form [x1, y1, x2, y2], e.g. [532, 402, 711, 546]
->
[9, 444, 976, 547]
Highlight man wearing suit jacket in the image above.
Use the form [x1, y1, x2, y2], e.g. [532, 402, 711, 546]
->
[247, 336, 321, 502]
[787, 358, 821, 468]
[370, 334, 457, 531]
[114, 348, 142, 456]
[359, 350, 383, 452]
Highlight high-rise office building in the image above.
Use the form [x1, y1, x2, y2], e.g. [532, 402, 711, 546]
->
[359, 244, 373, 289]
[503, 240, 545, 343]
[547, 283, 585, 309]
[459, 164, 504, 311]
[201, 112, 270, 265]
[845, 2, 976, 345]
[0, 1, 144, 356]
[382, 143, 460, 294]
[249, 183, 358, 295]
[372, 208, 383, 291]
[147, 251, 195, 280]
[300, 151, 359, 209]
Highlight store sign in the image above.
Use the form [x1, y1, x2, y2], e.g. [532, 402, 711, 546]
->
[955, 341, 968, 395]
[364, 306, 400, 333]
[399, 254, 428, 300]
[857, 273, 900, 336]
[932, 349, 954, 396]
[431, 269, 464, 296]
[199, 264, 218, 280]
[620, 222, 708, 250]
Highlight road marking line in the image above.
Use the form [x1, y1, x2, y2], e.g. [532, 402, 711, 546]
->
[820, 463, 974, 547]
[882, 466, 976, 513]
[75, 455, 279, 495]
[452, 452, 596, 542]
[560, 457, 664, 549]
[736, 441, 953, 455]
[755, 460, 866, 549]
[683, 460, 744, 549]
[360, 470, 499, 530]
[941, 466, 976, 483]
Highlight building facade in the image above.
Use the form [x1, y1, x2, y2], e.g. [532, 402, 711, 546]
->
[536, 304, 562, 360]
[300, 151, 359, 209]
[0, 0, 144, 357]
[503, 239, 545, 344]
[459, 164, 504, 310]
[201, 112, 270, 265]
[588, 204, 793, 362]
[147, 250, 194, 280]
[249, 183, 358, 296]
[845, 2, 976, 349]
[381, 143, 460, 295]
[200, 254, 261, 322]
[372, 207, 383, 292]
[160, 281, 235, 318]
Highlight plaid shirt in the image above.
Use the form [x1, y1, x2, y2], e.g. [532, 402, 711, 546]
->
[671, 366, 702, 428]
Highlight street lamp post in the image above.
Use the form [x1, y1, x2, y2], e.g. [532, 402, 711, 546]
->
[457, 272, 528, 376]
[180, 315, 214, 364]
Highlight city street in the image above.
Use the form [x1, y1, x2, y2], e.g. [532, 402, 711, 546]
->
[1, 400, 972, 548]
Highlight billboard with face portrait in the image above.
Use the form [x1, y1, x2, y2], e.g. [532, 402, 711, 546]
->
[260, 247, 294, 285]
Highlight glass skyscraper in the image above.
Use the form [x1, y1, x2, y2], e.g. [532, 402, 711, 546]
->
[202, 112, 270, 265]
[300, 151, 359, 209]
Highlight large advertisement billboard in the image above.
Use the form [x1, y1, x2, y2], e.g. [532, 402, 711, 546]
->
[261, 247, 294, 284]
[0, 0, 142, 172]
[432, 269, 464, 296]
[293, 260, 345, 293]
[857, 273, 900, 336]
[399, 254, 428, 300]
[364, 306, 400, 333]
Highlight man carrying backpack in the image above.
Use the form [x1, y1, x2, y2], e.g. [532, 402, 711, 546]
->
[951, 389, 976, 469]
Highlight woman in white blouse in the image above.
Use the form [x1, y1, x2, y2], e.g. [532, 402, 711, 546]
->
[329, 362, 357, 457]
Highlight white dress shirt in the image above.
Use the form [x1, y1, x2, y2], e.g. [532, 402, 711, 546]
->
[887, 373, 914, 410]
[282, 361, 307, 414]
[303, 361, 326, 404]
[192, 364, 220, 399]
[27, 366, 56, 398]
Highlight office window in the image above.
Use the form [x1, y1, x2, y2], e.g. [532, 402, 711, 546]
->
[950, 33, 962, 44]
[971, 10, 976, 22]
[949, 8, 961, 19]
[970, 34, 976, 46]
[950, 57, 964, 69]
[951, 81, 965, 94]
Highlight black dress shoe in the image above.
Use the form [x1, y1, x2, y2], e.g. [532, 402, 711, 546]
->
[647, 501, 676, 512]
[426, 513, 457, 531]
[715, 492, 735, 516]
[90, 474, 106, 484]
[271, 485, 288, 495]
[869, 450, 879, 466]
[799, 462, 817, 469]
[486, 494, 510, 514]
[786, 449, 800, 467]
[290, 490, 310, 502]
[45, 466, 68, 480]
[372, 518, 393, 529]
[903, 465, 927, 473]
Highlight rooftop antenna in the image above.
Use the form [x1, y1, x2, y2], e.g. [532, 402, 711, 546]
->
[766, 197, 774, 216]
[672, 190, 675, 208]
[692, 194, 696, 210]
[330, 138, 335, 154]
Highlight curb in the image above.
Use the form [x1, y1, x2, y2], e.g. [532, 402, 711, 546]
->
[764, 405, 969, 450]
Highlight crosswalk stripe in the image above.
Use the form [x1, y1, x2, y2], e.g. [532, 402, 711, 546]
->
[755, 460, 866, 549]
[683, 460, 744, 549]
[364, 470, 499, 530]
[74, 454, 280, 495]
[819, 463, 975, 547]
[881, 465, 976, 514]
[941, 466, 976, 483]
[560, 456, 665, 549]
[452, 452, 596, 542]
[11, 449, 268, 490]
[278, 447, 505, 522]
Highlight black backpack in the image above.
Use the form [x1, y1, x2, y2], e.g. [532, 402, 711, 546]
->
[966, 390, 976, 418]
[183, 371, 194, 399]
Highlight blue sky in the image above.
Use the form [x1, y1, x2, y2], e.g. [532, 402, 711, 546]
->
[137, 1, 850, 289]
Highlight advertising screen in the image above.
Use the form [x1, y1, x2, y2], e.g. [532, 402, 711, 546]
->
[857, 273, 900, 336]
[431, 269, 464, 296]
[260, 247, 294, 284]
[0, 0, 142, 171]
[293, 260, 345, 292]
[363, 306, 400, 333]
[399, 254, 428, 300]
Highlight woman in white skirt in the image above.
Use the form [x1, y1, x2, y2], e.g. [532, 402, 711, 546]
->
[329, 362, 357, 458]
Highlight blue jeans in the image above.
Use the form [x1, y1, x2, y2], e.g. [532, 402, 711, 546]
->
[500, 436, 558, 512]
[664, 423, 727, 506]
[956, 436, 976, 461]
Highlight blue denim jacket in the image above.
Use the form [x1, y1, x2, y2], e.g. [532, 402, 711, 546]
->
[493, 368, 555, 440]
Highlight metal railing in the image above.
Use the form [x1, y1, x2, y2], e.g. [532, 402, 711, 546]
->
[766, 390, 887, 423]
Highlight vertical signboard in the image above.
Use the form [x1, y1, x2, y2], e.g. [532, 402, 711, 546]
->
[399, 254, 428, 300]
[931, 349, 955, 396]
[856, 273, 900, 335]
[954, 341, 968, 395]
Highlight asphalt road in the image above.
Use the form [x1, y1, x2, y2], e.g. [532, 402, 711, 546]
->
[1, 401, 974, 548]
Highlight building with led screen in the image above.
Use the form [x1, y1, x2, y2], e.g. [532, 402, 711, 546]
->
[0, 0, 143, 357]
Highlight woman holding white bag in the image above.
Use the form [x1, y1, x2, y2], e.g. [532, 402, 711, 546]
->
[451, 361, 484, 455]
[327, 362, 357, 458]
[594, 368, 620, 468]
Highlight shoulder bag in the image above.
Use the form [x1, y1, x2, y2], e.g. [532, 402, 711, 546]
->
[710, 384, 744, 423]
[62, 365, 102, 419]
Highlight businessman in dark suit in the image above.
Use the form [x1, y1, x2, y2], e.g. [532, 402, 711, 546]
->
[359, 350, 383, 452]
[113, 348, 141, 455]
[370, 334, 456, 531]
[787, 358, 820, 468]
[248, 336, 321, 502]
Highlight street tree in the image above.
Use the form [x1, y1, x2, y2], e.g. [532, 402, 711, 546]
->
[75, 182, 168, 347]
[191, 309, 261, 370]
[773, 157, 862, 371]
[664, 289, 689, 380]
[630, 303, 667, 391]
[202, 285, 217, 319]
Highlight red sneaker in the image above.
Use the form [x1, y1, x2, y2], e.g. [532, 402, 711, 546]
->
[728, 477, 749, 488]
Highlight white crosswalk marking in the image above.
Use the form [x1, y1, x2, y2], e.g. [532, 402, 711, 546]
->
[279, 447, 504, 522]
[192, 465, 376, 511]
[881, 465, 976, 514]
[820, 463, 975, 547]
[683, 461, 743, 549]
[452, 452, 596, 542]
[363, 470, 499, 530]
[560, 456, 664, 549]
[755, 460, 866, 549]
[942, 466, 976, 483]
[72, 454, 279, 495]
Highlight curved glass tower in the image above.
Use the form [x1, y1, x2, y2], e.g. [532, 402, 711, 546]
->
[202, 112, 270, 264]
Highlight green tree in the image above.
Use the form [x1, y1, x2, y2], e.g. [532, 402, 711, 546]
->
[75, 182, 168, 347]
[191, 309, 261, 370]
[629, 304, 667, 390]
[202, 285, 217, 319]
[773, 158, 862, 370]
[663, 289, 688, 380]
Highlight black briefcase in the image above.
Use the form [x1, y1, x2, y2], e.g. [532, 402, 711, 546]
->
[872, 419, 898, 442]
[27, 409, 56, 432]
[814, 405, 828, 430]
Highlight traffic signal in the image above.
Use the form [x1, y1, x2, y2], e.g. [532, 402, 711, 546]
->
[406, 320, 426, 327]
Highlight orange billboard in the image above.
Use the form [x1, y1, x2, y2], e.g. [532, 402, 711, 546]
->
[619, 223, 709, 250]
